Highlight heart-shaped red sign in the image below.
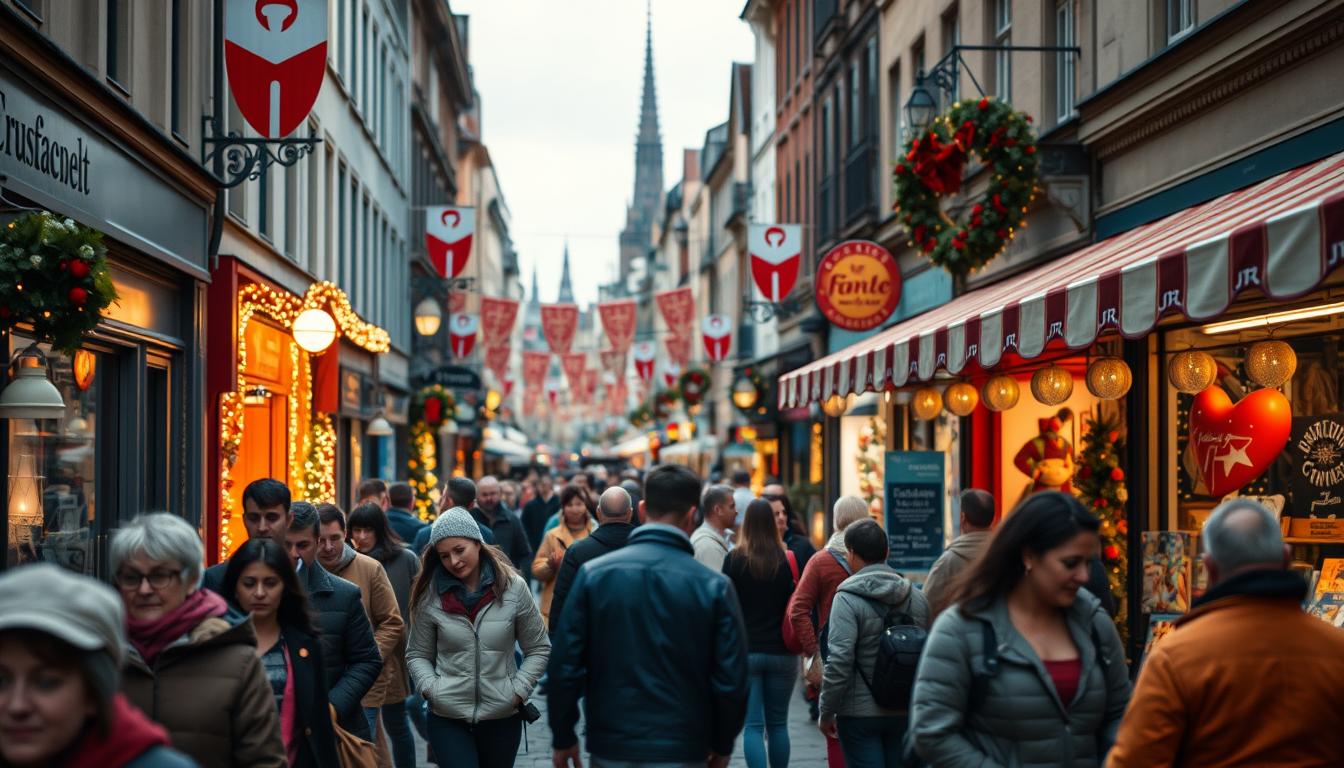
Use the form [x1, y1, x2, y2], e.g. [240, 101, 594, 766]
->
[1189, 386, 1291, 498]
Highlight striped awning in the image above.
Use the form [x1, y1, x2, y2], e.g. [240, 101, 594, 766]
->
[780, 151, 1344, 409]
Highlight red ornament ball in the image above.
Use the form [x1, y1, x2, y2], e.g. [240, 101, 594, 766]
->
[1110, 468, 1125, 481]
[1108, 431, 1120, 443]
[978, 97, 990, 110]
[68, 287, 88, 306]
[69, 260, 91, 279]
[1103, 544, 1120, 561]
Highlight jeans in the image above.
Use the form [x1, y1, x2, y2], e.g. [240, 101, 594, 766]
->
[406, 694, 427, 738]
[381, 700, 416, 768]
[426, 712, 522, 768]
[836, 715, 906, 768]
[744, 652, 796, 768]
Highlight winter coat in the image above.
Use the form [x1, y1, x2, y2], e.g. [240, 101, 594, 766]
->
[326, 545, 407, 706]
[548, 521, 634, 635]
[406, 565, 550, 723]
[819, 564, 930, 718]
[788, 540, 854, 658]
[921, 530, 991, 617]
[1108, 569, 1344, 767]
[722, 548, 795, 654]
[531, 520, 595, 627]
[784, 528, 817, 570]
[279, 623, 342, 768]
[299, 559, 382, 740]
[691, 523, 731, 572]
[910, 589, 1131, 768]
[122, 610, 286, 768]
[548, 524, 750, 763]
[385, 507, 427, 547]
[470, 504, 532, 571]
[522, 493, 561, 553]
[62, 694, 198, 768]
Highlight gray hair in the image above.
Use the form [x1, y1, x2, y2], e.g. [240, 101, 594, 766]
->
[597, 487, 632, 520]
[1203, 498, 1283, 573]
[110, 513, 205, 589]
[700, 484, 734, 517]
[832, 496, 870, 532]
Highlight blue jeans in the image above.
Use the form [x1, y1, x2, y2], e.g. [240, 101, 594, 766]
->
[381, 700, 416, 768]
[744, 652, 795, 768]
[426, 712, 522, 768]
[836, 715, 906, 768]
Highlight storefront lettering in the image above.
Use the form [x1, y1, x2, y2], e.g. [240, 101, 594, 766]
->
[1003, 332, 1017, 350]
[935, 352, 946, 367]
[0, 90, 91, 196]
[1233, 266, 1261, 292]
[1047, 321, 1064, 339]
[1298, 418, 1344, 488]
[1099, 307, 1119, 327]
[1329, 240, 1344, 268]
[968, 343, 978, 357]
[1158, 289, 1183, 313]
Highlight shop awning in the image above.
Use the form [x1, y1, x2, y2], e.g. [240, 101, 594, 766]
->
[781, 151, 1344, 408]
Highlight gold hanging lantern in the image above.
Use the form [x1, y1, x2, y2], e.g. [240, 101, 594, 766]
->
[982, 375, 1020, 412]
[1031, 364, 1074, 406]
[1085, 357, 1132, 400]
[821, 393, 855, 418]
[1168, 350, 1217, 394]
[1244, 340, 1297, 389]
[911, 387, 943, 420]
[945, 382, 979, 416]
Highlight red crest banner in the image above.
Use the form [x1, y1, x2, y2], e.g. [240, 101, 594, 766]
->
[748, 224, 803, 303]
[655, 287, 695, 337]
[522, 351, 551, 390]
[225, 0, 327, 138]
[701, 314, 733, 362]
[480, 296, 520, 341]
[664, 335, 691, 366]
[448, 313, 479, 358]
[598, 300, 638, 353]
[608, 378, 629, 415]
[560, 352, 588, 389]
[541, 303, 580, 355]
[600, 349, 627, 375]
[579, 368, 600, 405]
[633, 341, 656, 383]
[484, 344, 511, 383]
[425, 206, 475, 279]
[661, 361, 681, 389]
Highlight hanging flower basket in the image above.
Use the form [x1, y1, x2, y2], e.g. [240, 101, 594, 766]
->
[678, 367, 712, 407]
[0, 211, 118, 353]
[412, 385, 456, 428]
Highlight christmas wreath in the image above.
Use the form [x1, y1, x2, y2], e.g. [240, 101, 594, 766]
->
[628, 403, 654, 429]
[0, 211, 118, 353]
[412, 385, 456, 428]
[893, 97, 1039, 276]
[678, 367, 712, 407]
[653, 388, 681, 420]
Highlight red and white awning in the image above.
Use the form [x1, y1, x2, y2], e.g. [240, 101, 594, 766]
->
[780, 152, 1344, 409]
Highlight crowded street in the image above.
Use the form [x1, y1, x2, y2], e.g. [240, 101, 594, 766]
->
[5, 1, 1344, 767]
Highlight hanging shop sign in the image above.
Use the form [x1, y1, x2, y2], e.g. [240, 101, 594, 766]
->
[225, 0, 328, 138]
[425, 206, 475, 280]
[748, 224, 803, 303]
[447, 313, 478, 358]
[815, 240, 902, 332]
[884, 451, 946, 572]
[479, 296, 519, 341]
[702, 314, 733, 362]
[540, 303, 579, 355]
[1291, 414, 1344, 518]
[633, 342, 656, 383]
[423, 364, 481, 392]
[598, 299, 638, 353]
[655, 286, 695, 338]
[1190, 386, 1291, 498]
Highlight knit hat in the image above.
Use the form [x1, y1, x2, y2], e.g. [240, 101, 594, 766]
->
[430, 506, 485, 547]
[0, 564, 126, 701]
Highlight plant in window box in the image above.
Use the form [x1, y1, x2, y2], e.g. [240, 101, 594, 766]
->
[0, 212, 118, 353]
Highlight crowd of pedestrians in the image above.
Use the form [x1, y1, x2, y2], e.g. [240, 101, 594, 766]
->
[4, 463, 1344, 768]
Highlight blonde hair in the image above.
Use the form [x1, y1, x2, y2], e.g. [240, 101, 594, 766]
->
[832, 496, 869, 532]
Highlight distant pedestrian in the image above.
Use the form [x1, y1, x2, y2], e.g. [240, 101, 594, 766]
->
[693, 484, 736, 572]
[384, 482, 427, 546]
[767, 492, 816, 570]
[471, 476, 532, 571]
[521, 471, 560, 579]
[1109, 498, 1344, 766]
[548, 486, 637, 636]
[500, 479, 522, 511]
[357, 478, 391, 510]
[223, 539, 342, 768]
[412, 478, 495, 555]
[910, 492, 1130, 768]
[531, 484, 597, 629]
[406, 507, 550, 768]
[731, 470, 755, 527]
[202, 478, 293, 592]
[0, 564, 198, 768]
[922, 488, 996, 618]
[818, 520, 930, 768]
[549, 464, 750, 768]
[618, 479, 643, 526]
[114, 513, 285, 768]
[723, 498, 799, 768]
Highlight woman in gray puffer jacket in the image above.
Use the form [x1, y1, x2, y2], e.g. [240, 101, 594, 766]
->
[910, 492, 1130, 768]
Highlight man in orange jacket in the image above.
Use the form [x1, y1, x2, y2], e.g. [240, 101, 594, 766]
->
[1108, 498, 1344, 767]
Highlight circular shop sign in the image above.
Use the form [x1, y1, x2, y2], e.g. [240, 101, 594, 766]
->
[815, 240, 902, 331]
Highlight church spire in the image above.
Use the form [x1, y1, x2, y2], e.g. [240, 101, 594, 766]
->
[638, 0, 659, 146]
[619, 1, 664, 281]
[529, 264, 540, 305]
[558, 240, 574, 304]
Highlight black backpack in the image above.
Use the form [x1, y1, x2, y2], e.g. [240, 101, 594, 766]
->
[854, 595, 927, 711]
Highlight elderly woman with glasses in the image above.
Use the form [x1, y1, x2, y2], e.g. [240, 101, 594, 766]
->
[112, 513, 286, 768]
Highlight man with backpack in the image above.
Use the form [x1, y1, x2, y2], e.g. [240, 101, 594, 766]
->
[819, 519, 930, 768]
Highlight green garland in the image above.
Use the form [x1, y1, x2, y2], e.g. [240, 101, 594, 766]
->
[407, 420, 439, 519]
[1074, 414, 1130, 647]
[893, 97, 1040, 276]
[678, 367, 712, 407]
[0, 211, 118, 353]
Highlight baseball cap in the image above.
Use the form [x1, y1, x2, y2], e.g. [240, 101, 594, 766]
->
[0, 563, 127, 663]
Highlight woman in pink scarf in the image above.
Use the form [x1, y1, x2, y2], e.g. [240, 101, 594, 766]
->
[112, 513, 286, 768]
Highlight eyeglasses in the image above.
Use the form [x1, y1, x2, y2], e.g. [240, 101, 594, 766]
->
[115, 569, 182, 591]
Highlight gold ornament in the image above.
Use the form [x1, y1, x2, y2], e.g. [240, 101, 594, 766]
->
[1086, 357, 1132, 400]
[945, 382, 979, 416]
[1168, 350, 1216, 394]
[911, 387, 943, 420]
[1031, 364, 1074, 406]
[982, 375, 1020, 412]
[1244, 340, 1297, 389]
[822, 393, 856, 418]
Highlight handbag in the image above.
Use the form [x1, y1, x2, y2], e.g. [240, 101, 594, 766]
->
[781, 549, 805, 655]
[328, 704, 379, 768]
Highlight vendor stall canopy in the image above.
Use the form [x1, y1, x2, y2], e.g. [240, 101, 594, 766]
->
[781, 152, 1344, 408]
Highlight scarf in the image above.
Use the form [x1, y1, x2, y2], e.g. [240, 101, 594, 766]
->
[126, 588, 228, 666]
[65, 694, 171, 768]
[437, 559, 497, 618]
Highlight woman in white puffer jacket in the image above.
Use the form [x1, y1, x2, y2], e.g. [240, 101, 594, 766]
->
[406, 506, 550, 768]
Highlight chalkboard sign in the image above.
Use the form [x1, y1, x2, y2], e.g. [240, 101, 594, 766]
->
[1290, 414, 1344, 518]
[884, 451, 946, 571]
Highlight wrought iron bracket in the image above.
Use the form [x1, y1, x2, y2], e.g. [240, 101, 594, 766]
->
[745, 291, 811, 323]
[447, 277, 477, 292]
[200, 115, 319, 190]
[919, 44, 1083, 105]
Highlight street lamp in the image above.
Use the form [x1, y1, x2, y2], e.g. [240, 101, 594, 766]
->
[904, 69, 938, 138]
[414, 298, 442, 337]
[731, 375, 760, 411]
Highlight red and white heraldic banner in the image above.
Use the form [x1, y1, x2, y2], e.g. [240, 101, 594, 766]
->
[480, 296, 520, 341]
[448, 313, 478, 358]
[484, 344, 511, 383]
[541, 303, 579, 355]
[748, 224, 802, 303]
[598, 299, 638, 353]
[702, 314, 733, 362]
[633, 341, 656, 383]
[664, 335, 691, 367]
[225, 0, 327, 138]
[599, 349, 627, 375]
[661, 361, 681, 389]
[655, 287, 695, 338]
[425, 206, 475, 280]
[580, 368, 600, 405]
[522, 351, 551, 391]
[560, 352, 588, 390]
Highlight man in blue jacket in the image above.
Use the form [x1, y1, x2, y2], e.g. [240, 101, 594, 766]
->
[384, 481, 427, 544]
[549, 464, 750, 768]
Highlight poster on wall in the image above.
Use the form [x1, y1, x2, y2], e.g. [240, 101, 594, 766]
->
[883, 451, 945, 572]
[1290, 414, 1344, 518]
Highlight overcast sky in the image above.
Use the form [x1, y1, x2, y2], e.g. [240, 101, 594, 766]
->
[452, 0, 754, 307]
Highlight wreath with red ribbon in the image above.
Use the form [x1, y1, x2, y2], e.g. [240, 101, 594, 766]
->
[412, 385, 455, 428]
[678, 367, 712, 407]
[893, 97, 1040, 276]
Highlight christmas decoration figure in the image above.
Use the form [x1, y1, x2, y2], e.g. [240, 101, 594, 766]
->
[1013, 408, 1076, 495]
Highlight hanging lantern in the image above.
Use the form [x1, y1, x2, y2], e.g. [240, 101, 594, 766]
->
[982, 375, 1020, 412]
[945, 382, 979, 416]
[821, 393, 855, 418]
[1244, 340, 1297, 389]
[413, 298, 442, 337]
[1031, 364, 1074, 406]
[1086, 357, 1132, 400]
[911, 387, 943, 420]
[1168, 350, 1216, 394]
[292, 308, 338, 354]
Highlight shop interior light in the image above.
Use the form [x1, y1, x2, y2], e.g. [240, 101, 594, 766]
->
[414, 298, 442, 337]
[0, 348, 66, 421]
[1244, 340, 1297, 389]
[911, 387, 943, 420]
[1168, 350, 1217, 394]
[1031, 364, 1074, 406]
[366, 415, 394, 437]
[945, 382, 979, 417]
[982, 375, 1020, 412]
[1086, 357, 1133, 400]
[821, 393, 855, 418]
[1200, 301, 1344, 335]
[292, 308, 338, 353]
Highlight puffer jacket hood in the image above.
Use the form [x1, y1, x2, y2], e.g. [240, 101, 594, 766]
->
[836, 565, 915, 608]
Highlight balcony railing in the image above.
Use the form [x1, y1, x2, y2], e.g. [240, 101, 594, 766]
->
[844, 141, 877, 226]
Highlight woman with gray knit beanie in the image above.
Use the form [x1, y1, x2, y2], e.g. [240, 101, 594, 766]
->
[406, 506, 550, 768]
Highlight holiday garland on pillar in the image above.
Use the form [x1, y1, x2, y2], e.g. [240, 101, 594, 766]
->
[407, 420, 439, 520]
[1074, 414, 1129, 645]
[856, 415, 887, 510]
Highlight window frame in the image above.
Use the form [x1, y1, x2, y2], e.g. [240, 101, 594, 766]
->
[1167, 0, 1194, 44]
[1055, 0, 1076, 122]
[993, 0, 1012, 102]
